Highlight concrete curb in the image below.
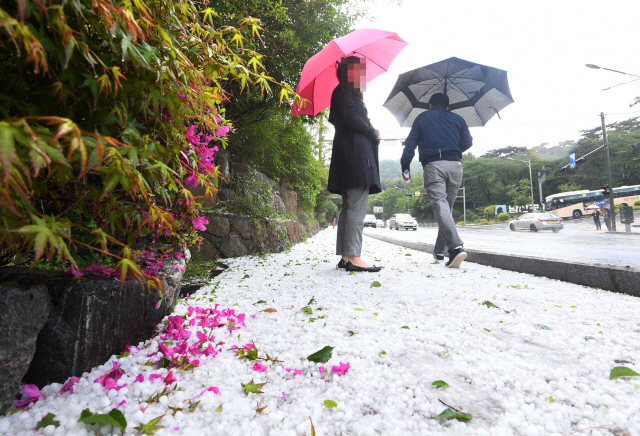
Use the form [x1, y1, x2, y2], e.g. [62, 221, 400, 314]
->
[364, 232, 640, 298]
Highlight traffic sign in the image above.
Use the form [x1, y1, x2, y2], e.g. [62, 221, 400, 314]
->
[540, 173, 547, 184]
[570, 153, 576, 169]
[415, 191, 420, 197]
[373, 206, 383, 213]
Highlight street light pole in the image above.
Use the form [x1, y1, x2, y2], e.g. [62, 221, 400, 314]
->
[601, 112, 616, 231]
[507, 158, 535, 211]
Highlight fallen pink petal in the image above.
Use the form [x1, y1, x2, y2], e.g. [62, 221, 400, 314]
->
[332, 362, 351, 375]
[319, 366, 325, 373]
[58, 377, 80, 396]
[135, 374, 144, 383]
[164, 371, 178, 385]
[199, 386, 219, 396]
[252, 362, 267, 372]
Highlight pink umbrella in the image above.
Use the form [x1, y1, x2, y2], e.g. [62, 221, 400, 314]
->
[292, 28, 408, 117]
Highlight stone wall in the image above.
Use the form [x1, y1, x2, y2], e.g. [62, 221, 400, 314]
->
[194, 213, 322, 261]
[0, 250, 189, 410]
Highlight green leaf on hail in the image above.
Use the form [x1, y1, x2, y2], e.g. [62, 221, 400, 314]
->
[370, 281, 381, 288]
[538, 324, 551, 330]
[307, 296, 316, 305]
[324, 400, 337, 408]
[307, 346, 334, 363]
[302, 306, 313, 315]
[401, 326, 410, 329]
[36, 413, 60, 429]
[215, 405, 223, 413]
[133, 415, 164, 435]
[79, 409, 127, 431]
[433, 408, 472, 422]
[482, 301, 499, 309]
[241, 379, 267, 395]
[431, 380, 449, 389]
[610, 366, 640, 380]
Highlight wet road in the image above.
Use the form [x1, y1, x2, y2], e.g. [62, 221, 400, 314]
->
[364, 216, 640, 268]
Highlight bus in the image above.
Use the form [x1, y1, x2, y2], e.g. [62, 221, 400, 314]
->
[545, 185, 640, 219]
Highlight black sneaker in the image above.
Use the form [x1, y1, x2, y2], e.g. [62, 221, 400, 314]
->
[337, 259, 347, 269]
[346, 262, 381, 273]
[445, 247, 467, 268]
[433, 253, 445, 261]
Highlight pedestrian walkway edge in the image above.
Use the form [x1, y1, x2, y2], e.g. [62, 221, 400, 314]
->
[364, 233, 640, 298]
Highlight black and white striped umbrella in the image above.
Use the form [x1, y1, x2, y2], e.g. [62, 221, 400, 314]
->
[383, 57, 514, 127]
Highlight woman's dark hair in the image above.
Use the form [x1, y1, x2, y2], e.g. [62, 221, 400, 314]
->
[336, 56, 362, 84]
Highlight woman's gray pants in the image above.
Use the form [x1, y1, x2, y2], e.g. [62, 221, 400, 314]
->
[336, 186, 369, 256]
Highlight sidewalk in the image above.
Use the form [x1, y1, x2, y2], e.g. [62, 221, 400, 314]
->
[1, 229, 639, 436]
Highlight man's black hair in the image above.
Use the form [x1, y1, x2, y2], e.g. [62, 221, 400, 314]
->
[336, 56, 362, 84]
[429, 93, 449, 108]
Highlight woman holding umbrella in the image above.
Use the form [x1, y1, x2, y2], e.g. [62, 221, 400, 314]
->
[328, 57, 382, 273]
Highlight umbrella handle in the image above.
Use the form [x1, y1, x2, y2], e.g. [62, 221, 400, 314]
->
[489, 106, 501, 119]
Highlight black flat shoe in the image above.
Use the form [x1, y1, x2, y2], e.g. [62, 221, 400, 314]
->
[337, 259, 347, 269]
[346, 261, 381, 273]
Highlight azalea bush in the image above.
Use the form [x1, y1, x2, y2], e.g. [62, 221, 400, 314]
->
[0, 0, 300, 290]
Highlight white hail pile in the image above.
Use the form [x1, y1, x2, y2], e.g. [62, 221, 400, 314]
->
[1, 228, 639, 436]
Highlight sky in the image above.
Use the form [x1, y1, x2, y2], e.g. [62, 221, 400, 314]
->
[346, 0, 640, 161]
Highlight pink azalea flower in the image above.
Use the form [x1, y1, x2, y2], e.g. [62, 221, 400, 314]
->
[117, 399, 127, 408]
[331, 362, 351, 376]
[185, 174, 198, 188]
[58, 377, 80, 396]
[244, 343, 254, 350]
[192, 216, 208, 231]
[252, 362, 267, 372]
[199, 386, 219, 396]
[149, 374, 162, 382]
[164, 371, 178, 385]
[279, 392, 288, 401]
[293, 369, 303, 376]
[196, 331, 208, 344]
[135, 374, 144, 383]
[13, 384, 45, 409]
[319, 367, 325, 373]
[65, 265, 85, 277]
[202, 343, 217, 357]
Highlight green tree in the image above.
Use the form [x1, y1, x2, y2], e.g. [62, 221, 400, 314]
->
[558, 183, 581, 192]
[506, 179, 533, 209]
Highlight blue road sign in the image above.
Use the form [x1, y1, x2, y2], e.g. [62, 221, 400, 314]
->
[570, 153, 576, 169]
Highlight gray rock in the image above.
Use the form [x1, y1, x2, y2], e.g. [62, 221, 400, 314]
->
[192, 239, 218, 261]
[0, 252, 189, 388]
[217, 188, 234, 202]
[271, 194, 286, 215]
[0, 284, 51, 412]
[206, 216, 231, 237]
[281, 190, 298, 216]
[231, 217, 253, 239]
[163, 248, 191, 311]
[234, 163, 251, 177]
[221, 235, 248, 258]
[254, 172, 275, 188]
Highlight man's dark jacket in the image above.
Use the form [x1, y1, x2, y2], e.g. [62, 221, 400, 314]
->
[327, 83, 381, 195]
[400, 107, 473, 171]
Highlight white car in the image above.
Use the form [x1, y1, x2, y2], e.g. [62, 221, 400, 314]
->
[363, 214, 377, 228]
[509, 213, 564, 233]
[376, 219, 384, 228]
[389, 214, 418, 231]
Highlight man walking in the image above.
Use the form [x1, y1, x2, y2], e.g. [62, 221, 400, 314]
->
[592, 208, 601, 230]
[400, 93, 472, 268]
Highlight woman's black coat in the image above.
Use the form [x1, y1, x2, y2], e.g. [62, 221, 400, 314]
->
[327, 83, 381, 195]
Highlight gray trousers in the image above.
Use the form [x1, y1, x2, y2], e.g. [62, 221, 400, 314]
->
[336, 186, 369, 256]
[424, 160, 464, 254]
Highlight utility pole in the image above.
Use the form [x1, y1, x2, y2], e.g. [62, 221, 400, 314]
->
[463, 186, 466, 226]
[538, 171, 544, 210]
[601, 112, 616, 231]
[507, 158, 535, 211]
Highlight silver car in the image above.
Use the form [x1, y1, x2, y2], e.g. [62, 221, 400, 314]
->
[509, 213, 563, 233]
[376, 219, 384, 228]
[389, 213, 418, 231]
